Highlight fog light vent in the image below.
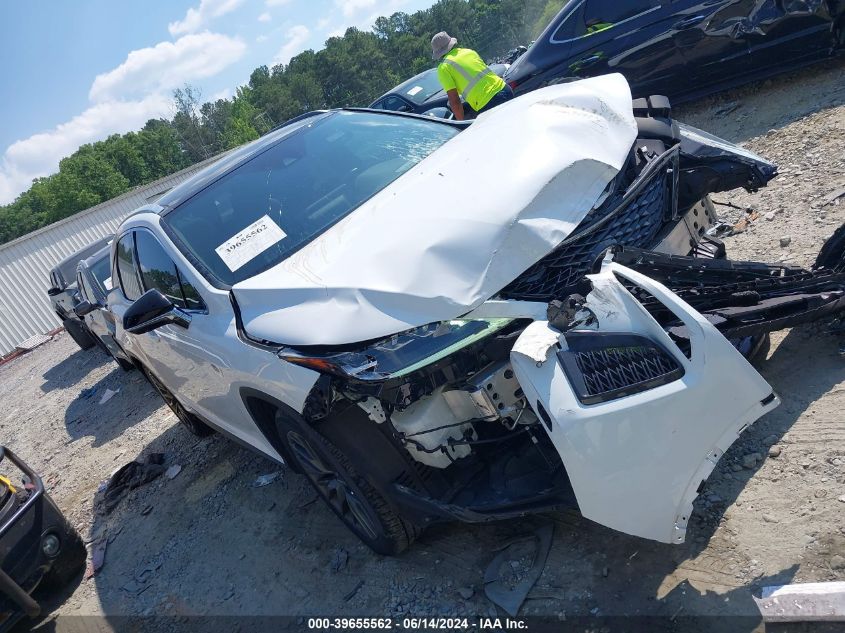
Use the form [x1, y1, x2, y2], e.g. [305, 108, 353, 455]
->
[558, 333, 684, 405]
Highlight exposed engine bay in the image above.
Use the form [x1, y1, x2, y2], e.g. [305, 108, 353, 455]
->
[271, 87, 845, 545]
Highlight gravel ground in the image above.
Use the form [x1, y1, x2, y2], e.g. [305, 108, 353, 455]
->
[2, 58, 845, 632]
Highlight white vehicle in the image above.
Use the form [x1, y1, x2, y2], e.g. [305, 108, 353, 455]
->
[108, 75, 845, 554]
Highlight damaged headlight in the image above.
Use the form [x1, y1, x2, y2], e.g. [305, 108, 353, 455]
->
[279, 318, 513, 381]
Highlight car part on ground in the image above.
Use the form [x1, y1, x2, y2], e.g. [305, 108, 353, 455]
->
[105, 75, 844, 554]
[0, 447, 85, 631]
[505, 0, 845, 103]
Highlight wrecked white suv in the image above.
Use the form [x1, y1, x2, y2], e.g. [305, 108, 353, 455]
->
[108, 75, 845, 554]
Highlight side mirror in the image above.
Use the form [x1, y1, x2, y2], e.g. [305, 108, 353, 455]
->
[123, 289, 191, 335]
[74, 300, 99, 318]
[47, 287, 62, 296]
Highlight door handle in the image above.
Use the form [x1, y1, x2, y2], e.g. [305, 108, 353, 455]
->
[576, 53, 604, 70]
[674, 15, 706, 30]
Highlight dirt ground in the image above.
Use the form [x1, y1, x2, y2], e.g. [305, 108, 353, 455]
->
[2, 58, 845, 632]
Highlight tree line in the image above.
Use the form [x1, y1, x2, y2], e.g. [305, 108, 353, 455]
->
[0, 0, 565, 245]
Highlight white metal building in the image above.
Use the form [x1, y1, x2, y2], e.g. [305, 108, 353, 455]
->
[0, 156, 219, 356]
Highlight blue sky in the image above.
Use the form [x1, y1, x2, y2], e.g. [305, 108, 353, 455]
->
[0, 0, 438, 204]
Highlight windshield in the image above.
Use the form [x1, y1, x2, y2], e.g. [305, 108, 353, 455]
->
[164, 111, 458, 286]
[392, 69, 445, 105]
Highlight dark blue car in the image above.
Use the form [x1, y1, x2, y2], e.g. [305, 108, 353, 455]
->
[505, 0, 844, 101]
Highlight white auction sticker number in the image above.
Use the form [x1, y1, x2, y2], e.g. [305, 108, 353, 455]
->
[215, 215, 287, 272]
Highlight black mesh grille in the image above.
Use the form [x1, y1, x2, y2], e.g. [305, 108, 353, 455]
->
[575, 345, 679, 397]
[557, 333, 684, 404]
[500, 153, 674, 301]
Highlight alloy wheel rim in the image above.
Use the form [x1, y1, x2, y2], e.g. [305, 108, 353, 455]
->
[287, 431, 380, 540]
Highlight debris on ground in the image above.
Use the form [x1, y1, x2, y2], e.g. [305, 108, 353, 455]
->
[823, 186, 845, 207]
[102, 454, 165, 512]
[84, 537, 108, 580]
[252, 471, 283, 487]
[483, 523, 554, 616]
[730, 211, 760, 234]
[99, 388, 119, 405]
[330, 547, 349, 573]
[164, 464, 182, 480]
[754, 581, 845, 622]
[343, 580, 364, 602]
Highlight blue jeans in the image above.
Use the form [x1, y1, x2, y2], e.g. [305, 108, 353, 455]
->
[470, 85, 514, 117]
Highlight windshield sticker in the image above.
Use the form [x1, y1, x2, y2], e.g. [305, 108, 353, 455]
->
[103, 277, 113, 290]
[406, 86, 423, 96]
[215, 215, 287, 272]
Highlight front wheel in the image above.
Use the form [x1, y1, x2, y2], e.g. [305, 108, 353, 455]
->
[278, 417, 417, 555]
[142, 366, 214, 437]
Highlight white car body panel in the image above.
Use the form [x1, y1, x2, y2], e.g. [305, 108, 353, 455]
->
[510, 259, 780, 544]
[233, 74, 638, 347]
[108, 214, 320, 462]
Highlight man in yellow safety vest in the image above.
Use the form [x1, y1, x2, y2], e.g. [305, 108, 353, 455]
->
[431, 31, 514, 121]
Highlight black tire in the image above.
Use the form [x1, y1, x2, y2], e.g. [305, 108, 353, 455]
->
[277, 416, 417, 555]
[63, 318, 96, 350]
[40, 528, 86, 590]
[142, 366, 214, 437]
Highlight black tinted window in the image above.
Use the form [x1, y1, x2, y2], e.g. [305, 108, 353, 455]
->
[165, 111, 458, 286]
[178, 272, 205, 311]
[116, 234, 143, 301]
[373, 96, 411, 111]
[135, 231, 185, 308]
[584, 0, 657, 26]
[134, 231, 206, 311]
[89, 256, 112, 298]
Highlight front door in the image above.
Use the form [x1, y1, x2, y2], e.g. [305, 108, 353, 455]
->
[561, 0, 689, 97]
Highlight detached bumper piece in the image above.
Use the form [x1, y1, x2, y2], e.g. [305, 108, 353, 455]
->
[510, 261, 779, 544]
[611, 241, 845, 342]
[0, 447, 82, 630]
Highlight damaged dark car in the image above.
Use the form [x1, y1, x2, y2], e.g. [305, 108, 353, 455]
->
[505, 0, 845, 101]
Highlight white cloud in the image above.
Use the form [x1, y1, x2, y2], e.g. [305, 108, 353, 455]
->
[272, 25, 310, 65]
[266, 0, 292, 6]
[168, 0, 246, 36]
[89, 32, 246, 103]
[256, 34, 269, 43]
[208, 87, 233, 102]
[322, 0, 409, 38]
[0, 94, 170, 204]
[337, 0, 376, 18]
[258, 11, 271, 22]
[0, 30, 247, 204]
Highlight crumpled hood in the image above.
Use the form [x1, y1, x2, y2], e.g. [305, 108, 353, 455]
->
[233, 74, 637, 347]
